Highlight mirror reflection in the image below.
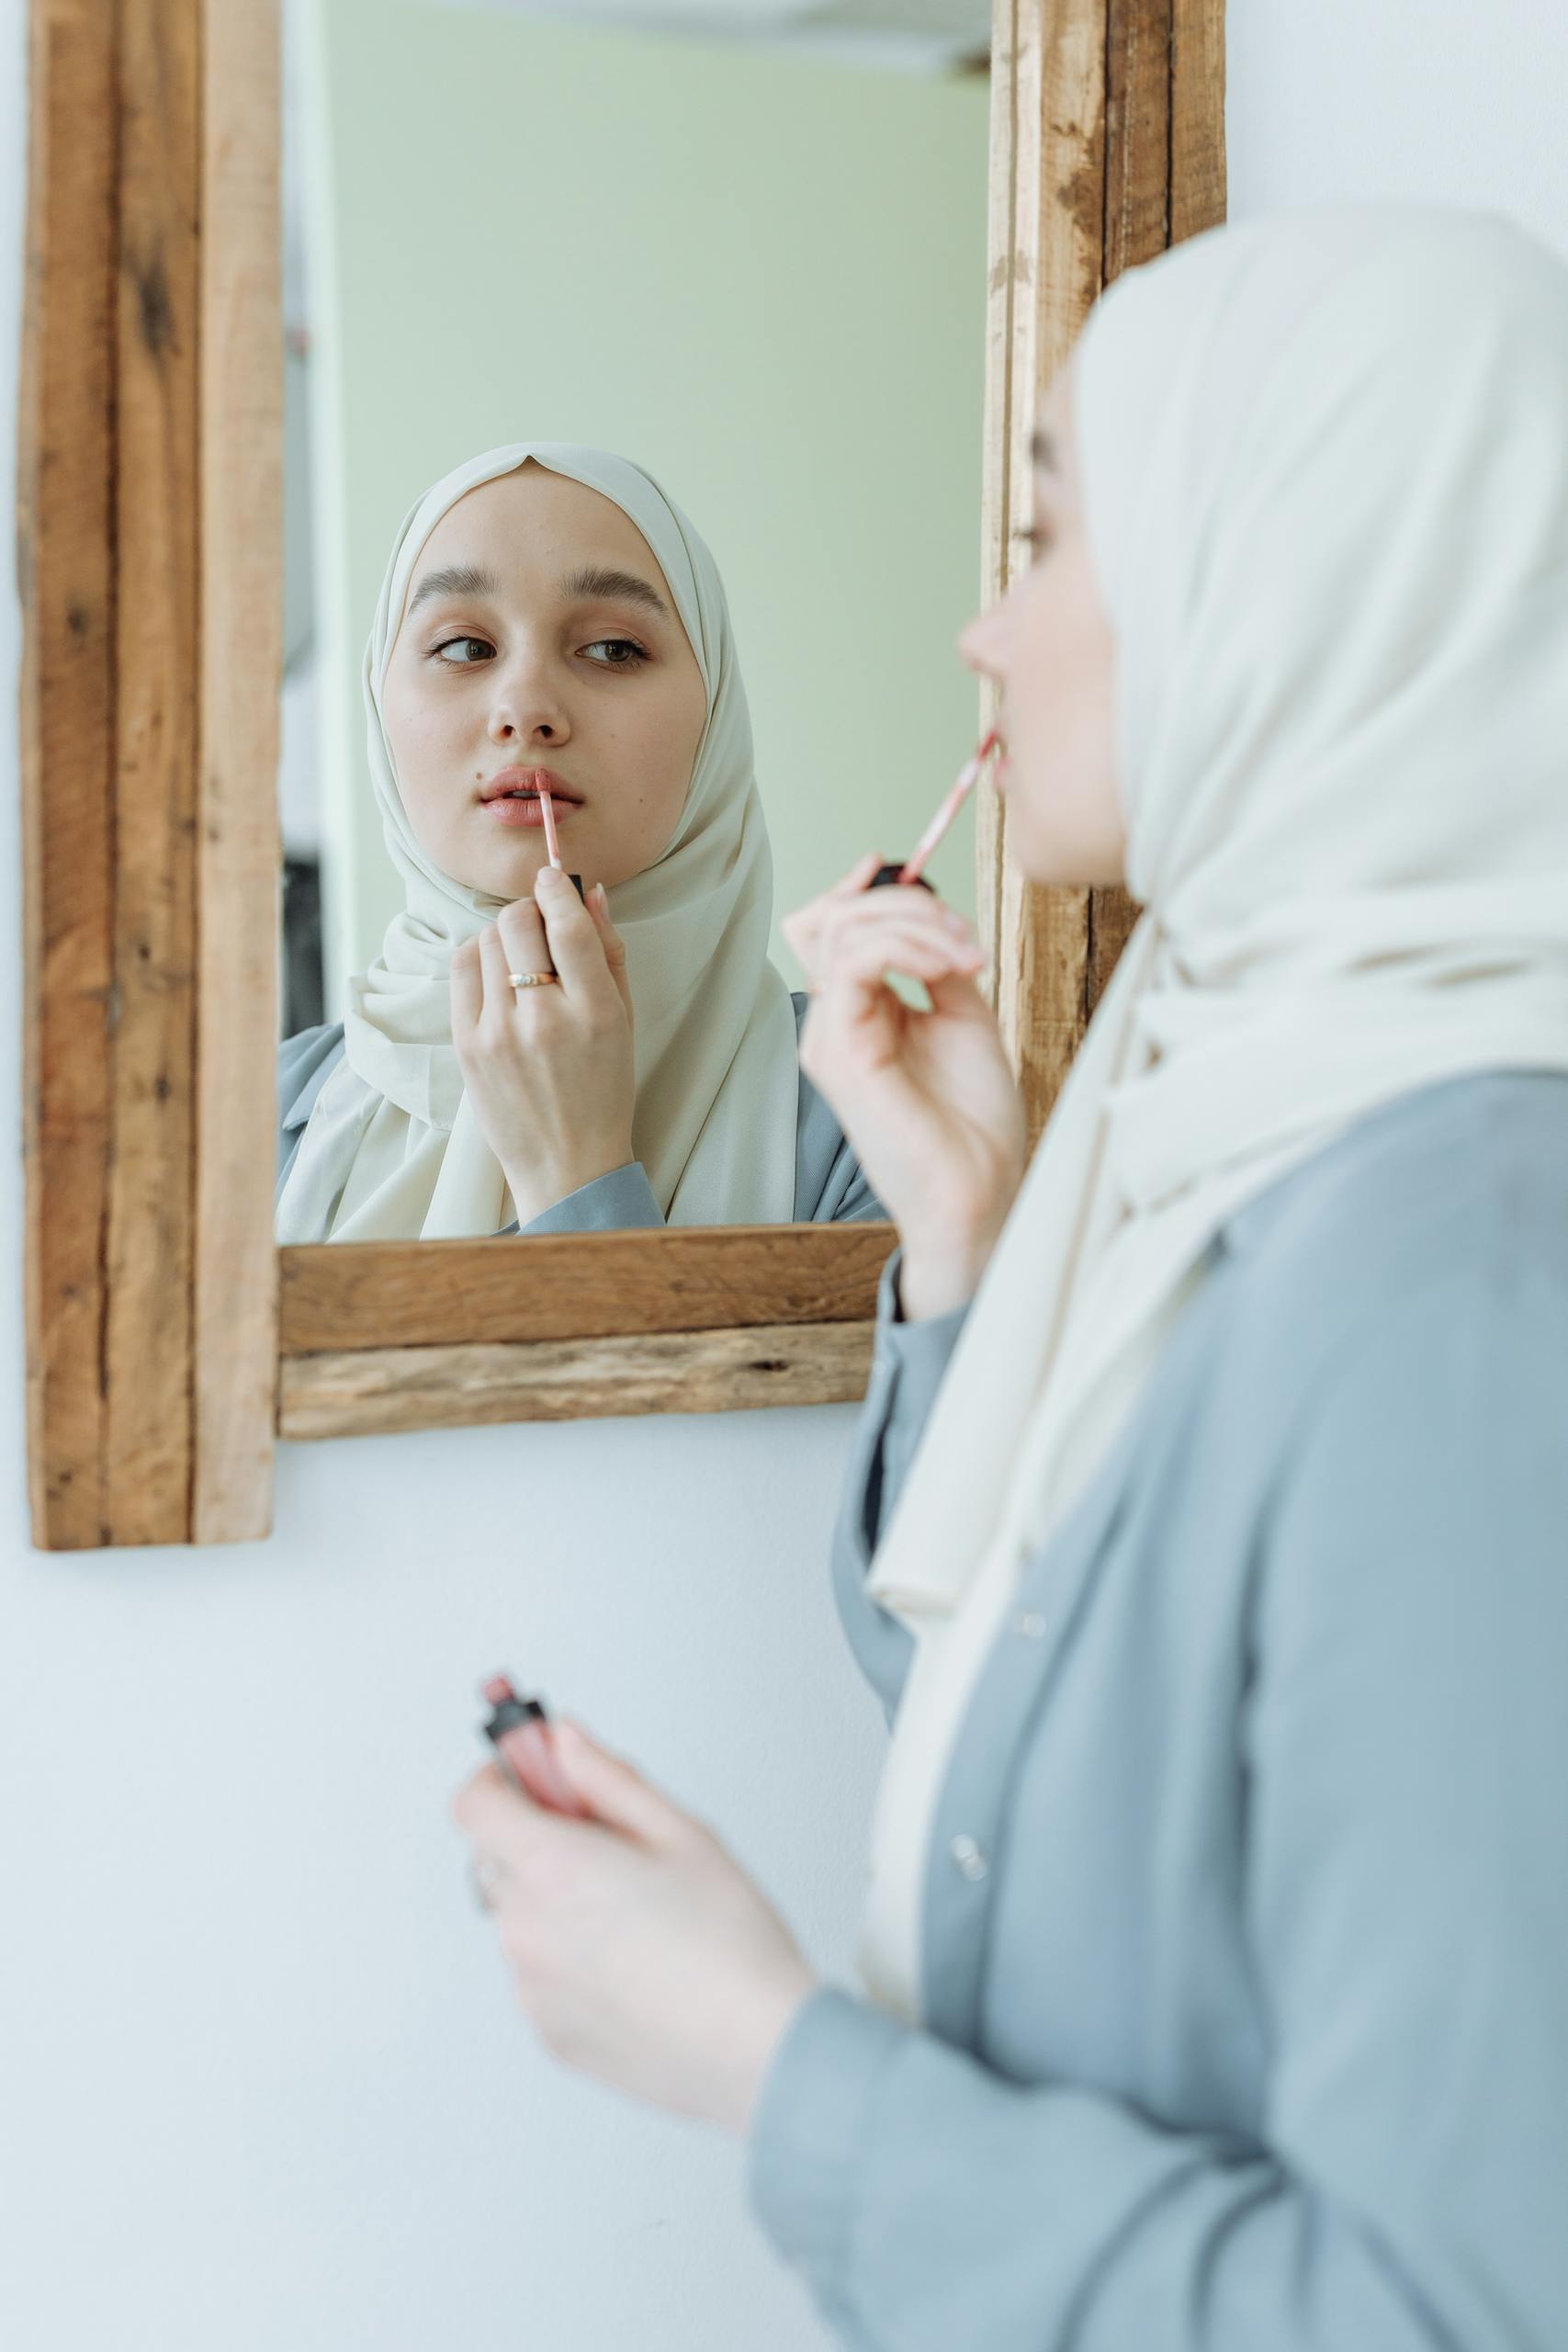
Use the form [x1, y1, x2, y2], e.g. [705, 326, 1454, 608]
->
[276, 0, 989, 1240]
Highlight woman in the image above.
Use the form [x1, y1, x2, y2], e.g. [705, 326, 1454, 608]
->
[453, 205, 1568, 2348]
[276, 443, 879, 1238]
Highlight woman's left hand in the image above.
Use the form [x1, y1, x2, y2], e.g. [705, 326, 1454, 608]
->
[452, 1720, 818, 2132]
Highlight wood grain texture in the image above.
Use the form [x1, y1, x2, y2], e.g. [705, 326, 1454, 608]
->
[1103, 0, 1171, 283]
[105, 0, 201, 1544]
[278, 1323, 880, 1441]
[194, 0, 281, 1542]
[23, 0, 286, 1545]
[1170, 0, 1227, 244]
[980, 0, 1105, 1142]
[980, 0, 1227, 1101]
[280, 1224, 898, 1355]
[1084, 0, 1224, 1019]
[19, 0, 119, 1548]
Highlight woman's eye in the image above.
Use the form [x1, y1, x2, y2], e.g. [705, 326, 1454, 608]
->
[581, 638, 647, 670]
[1011, 525, 1054, 560]
[434, 636, 494, 665]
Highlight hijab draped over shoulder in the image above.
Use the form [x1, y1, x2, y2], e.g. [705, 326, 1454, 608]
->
[276, 444, 799, 1242]
[859, 204, 1568, 2022]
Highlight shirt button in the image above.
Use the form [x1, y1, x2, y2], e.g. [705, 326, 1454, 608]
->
[1012, 1611, 1046, 1638]
[950, 1834, 988, 1881]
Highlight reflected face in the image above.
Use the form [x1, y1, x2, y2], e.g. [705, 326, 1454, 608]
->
[380, 464, 708, 899]
[959, 368, 1124, 888]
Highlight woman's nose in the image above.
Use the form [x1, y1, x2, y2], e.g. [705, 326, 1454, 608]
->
[958, 604, 1006, 681]
[487, 665, 570, 747]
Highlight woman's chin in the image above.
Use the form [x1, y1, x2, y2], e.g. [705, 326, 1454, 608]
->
[1010, 807, 1128, 894]
[462, 842, 548, 905]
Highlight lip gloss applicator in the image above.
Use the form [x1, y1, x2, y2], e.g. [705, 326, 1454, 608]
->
[867, 728, 1001, 893]
[535, 786, 587, 902]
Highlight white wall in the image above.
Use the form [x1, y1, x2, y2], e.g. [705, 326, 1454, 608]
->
[6, 3, 1568, 2348]
[1227, 0, 1568, 235]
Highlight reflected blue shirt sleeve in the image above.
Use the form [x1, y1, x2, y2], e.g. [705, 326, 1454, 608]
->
[275, 991, 881, 1230]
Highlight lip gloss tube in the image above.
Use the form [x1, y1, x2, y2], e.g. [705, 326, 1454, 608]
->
[535, 788, 587, 902]
[480, 1672, 590, 1816]
[537, 787, 563, 869]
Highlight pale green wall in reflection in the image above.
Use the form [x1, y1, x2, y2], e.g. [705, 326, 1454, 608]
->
[302, 0, 989, 1001]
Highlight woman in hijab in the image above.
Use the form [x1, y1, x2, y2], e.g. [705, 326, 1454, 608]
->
[453, 205, 1568, 2346]
[276, 444, 878, 1239]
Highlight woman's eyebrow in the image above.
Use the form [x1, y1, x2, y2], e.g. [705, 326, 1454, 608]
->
[560, 563, 670, 619]
[1032, 429, 1059, 472]
[407, 561, 499, 617]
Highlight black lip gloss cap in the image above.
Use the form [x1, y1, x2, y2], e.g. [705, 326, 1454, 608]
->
[484, 1693, 548, 1742]
[867, 864, 937, 894]
[570, 873, 585, 900]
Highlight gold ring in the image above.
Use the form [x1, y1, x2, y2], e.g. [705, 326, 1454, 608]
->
[508, 971, 559, 990]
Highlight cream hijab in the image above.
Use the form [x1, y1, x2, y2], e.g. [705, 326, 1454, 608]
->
[860, 204, 1568, 2023]
[276, 444, 799, 1241]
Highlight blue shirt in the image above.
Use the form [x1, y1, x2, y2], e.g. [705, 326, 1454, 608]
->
[276, 994, 883, 1231]
[749, 1070, 1568, 2351]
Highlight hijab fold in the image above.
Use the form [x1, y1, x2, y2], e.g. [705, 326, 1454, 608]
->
[276, 445, 799, 1242]
[857, 206, 1568, 2024]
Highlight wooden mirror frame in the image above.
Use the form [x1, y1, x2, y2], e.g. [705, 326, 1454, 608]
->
[20, 0, 1225, 1548]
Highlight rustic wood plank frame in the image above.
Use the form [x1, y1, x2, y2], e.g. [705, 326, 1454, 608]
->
[19, 0, 1225, 1547]
[981, 0, 1226, 1136]
[21, 0, 281, 1551]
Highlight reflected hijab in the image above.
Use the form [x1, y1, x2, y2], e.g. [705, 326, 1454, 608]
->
[276, 445, 799, 1241]
[859, 205, 1568, 2022]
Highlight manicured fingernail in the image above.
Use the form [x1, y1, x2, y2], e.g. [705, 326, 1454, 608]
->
[537, 865, 567, 891]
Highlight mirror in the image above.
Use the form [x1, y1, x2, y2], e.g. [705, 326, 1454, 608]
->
[276, 0, 990, 1243]
[23, 0, 1220, 1538]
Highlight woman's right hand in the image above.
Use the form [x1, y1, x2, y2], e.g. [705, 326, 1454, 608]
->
[450, 868, 637, 1228]
[785, 856, 1026, 1319]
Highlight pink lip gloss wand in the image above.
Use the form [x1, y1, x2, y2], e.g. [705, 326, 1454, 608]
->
[479, 1672, 590, 1817]
[872, 728, 1001, 892]
[534, 782, 587, 902]
[536, 786, 563, 871]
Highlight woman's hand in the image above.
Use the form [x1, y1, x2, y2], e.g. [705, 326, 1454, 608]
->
[451, 868, 637, 1227]
[785, 857, 1026, 1318]
[452, 1722, 817, 2133]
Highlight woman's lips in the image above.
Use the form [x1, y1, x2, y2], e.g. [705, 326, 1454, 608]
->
[483, 796, 578, 830]
[480, 766, 583, 828]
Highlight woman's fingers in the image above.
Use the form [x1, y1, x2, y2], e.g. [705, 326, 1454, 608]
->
[782, 854, 886, 972]
[453, 1763, 586, 1905]
[791, 879, 979, 989]
[453, 1758, 535, 1841]
[496, 894, 553, 984]
[478, 918, 525, 1020]
[585, 885, 635, 1025]
[823, 944, 985, 1006]
[533, 866, 621, 1005]
[817, 904, 985, 991]
[551, 1721, 699, 1849]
